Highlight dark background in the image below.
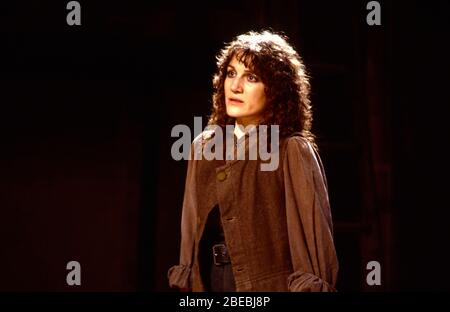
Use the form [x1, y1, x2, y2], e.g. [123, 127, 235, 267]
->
[1, 0, 449, 292]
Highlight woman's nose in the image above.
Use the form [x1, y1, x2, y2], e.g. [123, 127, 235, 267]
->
[230, 77, 243, 93]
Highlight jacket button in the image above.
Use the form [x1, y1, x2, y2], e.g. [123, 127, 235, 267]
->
[216, 171, 227, 182]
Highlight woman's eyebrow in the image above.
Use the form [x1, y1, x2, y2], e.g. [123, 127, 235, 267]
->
[227, 64, 255, 74]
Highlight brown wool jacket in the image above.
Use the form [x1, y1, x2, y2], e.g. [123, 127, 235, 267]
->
[168, 128, 339, 291]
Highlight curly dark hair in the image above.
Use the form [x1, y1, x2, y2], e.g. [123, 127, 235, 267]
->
[208, 30, 315, 146]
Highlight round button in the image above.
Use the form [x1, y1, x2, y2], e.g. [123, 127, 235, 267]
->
[216, 171, 227, 182]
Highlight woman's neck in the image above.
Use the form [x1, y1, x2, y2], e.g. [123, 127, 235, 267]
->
[234, 121, 256, 139]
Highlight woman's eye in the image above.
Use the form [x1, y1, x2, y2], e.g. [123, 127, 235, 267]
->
[226, 70, 236, 78]
[248, 74, 258, 82]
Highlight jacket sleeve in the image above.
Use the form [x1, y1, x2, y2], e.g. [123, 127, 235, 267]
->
[283, 137, 339, 292]
[167, 143, 199, 289]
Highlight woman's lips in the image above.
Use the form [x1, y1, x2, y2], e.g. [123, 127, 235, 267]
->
[228, 98, 244, 105]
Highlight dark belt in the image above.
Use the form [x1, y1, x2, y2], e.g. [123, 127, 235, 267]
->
[212, 243, 231, 266]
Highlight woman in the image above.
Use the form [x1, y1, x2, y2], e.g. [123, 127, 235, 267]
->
[168, 30, 339, 292]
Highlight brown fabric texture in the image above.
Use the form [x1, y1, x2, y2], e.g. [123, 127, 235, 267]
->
[168, 129, 339, 291]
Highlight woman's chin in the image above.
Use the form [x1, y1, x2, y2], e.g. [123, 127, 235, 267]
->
[225, 110, 244, 119]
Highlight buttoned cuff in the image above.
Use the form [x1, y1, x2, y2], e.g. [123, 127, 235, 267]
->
[168, 264, 191, 289]
[287, 270, 336, 292]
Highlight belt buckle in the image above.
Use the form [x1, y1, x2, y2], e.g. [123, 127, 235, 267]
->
[212, 243, 230, 266]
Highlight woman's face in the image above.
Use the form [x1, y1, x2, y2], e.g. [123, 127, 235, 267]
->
[224, 55, 266, 126]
